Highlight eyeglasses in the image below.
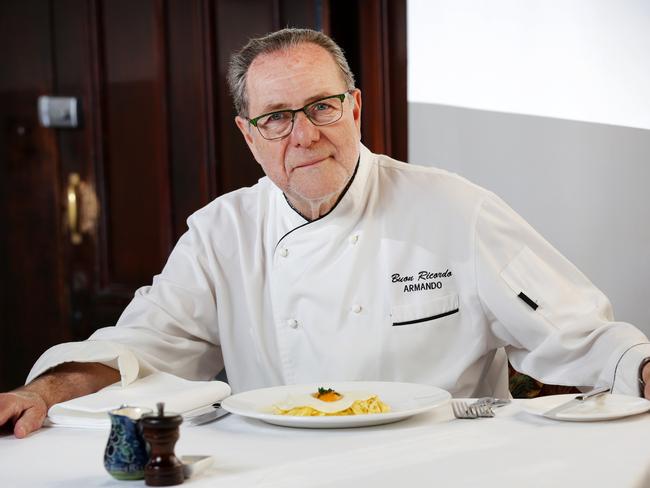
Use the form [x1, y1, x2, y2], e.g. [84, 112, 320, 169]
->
[247, 92, 349, 141]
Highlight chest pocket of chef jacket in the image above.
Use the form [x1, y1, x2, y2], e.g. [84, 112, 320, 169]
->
[391, 294, 459, 327]
[500, 246, 597, 326]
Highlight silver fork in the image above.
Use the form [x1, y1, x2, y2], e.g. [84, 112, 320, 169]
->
[451, 400, 476, 419]
[475, 403, 495, 417]
[451, 400, 494, 419]
[472, 397, 511, 408]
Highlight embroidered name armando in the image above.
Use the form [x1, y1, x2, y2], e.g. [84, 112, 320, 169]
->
[403, 281, 443, 292]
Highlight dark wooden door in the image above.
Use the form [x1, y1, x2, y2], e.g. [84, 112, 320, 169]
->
[0, 1, 68, 390]
[0, 0, 405, 391]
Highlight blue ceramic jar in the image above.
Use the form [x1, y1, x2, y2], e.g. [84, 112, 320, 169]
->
[104, 406, 153, 480]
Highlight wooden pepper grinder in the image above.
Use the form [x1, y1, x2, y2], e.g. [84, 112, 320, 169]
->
[141, 402, 184, 486]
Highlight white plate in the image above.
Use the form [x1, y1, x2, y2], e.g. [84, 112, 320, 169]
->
[522, 393, 650, 421]
[221, 381, 450, 428]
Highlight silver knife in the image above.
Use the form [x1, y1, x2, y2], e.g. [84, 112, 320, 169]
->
[184, 402, 230, 426]
[542, 386, 610, 419]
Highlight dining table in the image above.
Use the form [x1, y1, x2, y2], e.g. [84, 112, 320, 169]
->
[1, 398, 649, 488]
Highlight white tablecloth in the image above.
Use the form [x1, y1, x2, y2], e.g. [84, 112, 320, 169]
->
[1, 400, 649, 487]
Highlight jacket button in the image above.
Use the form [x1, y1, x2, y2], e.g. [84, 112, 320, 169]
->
[349, 234, 359, 245]
[287, 318, 298, 329]
[351, 304, 362, 313]
[280, 247, 289, 257]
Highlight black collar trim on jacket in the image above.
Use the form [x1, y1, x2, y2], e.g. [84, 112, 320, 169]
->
[275, 156, 360, 249]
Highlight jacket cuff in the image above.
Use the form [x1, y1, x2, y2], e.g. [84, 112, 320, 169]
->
[26, 340, 142, 387]
[611, 343, 650, 396]
[637, 356, 650, 397]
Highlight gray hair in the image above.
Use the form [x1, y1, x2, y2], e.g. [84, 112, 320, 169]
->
[227, 28, 356, 117]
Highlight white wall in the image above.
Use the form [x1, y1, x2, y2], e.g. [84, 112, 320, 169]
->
[407, 0, 650, 335]
[408, 0, 650, 130]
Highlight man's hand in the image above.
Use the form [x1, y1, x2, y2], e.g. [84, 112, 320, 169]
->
[0, 362, 120, 438]
[643, 362, 650, 400]
[0, 390, 48, 438]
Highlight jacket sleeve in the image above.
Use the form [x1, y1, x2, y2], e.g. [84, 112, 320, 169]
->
[474, 193, 649, 395]
[27, 216, 223, 386]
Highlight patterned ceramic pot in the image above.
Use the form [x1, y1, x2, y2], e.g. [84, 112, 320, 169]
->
[104, 406, 153, 480]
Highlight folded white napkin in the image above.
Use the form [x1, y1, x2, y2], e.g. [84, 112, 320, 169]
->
[47, 371, 231, 428]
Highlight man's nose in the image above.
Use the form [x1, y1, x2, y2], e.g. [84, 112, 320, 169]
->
[290, 111, 320, 146]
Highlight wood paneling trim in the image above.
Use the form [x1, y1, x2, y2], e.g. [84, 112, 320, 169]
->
[53, 0, 96, 340]
[386, 0, 407, 162]
[357, 0, 389, 155]
[154, 0, 174, 254]
[201, 0, 219, 202]
[88, 0, 110, 292]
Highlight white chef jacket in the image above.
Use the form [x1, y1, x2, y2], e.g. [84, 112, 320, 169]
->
[29, 144, 650, 398]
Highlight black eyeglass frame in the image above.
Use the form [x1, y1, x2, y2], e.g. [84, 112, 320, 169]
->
[247, 92, 350, 141]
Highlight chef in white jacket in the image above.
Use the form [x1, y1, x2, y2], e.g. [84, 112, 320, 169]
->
[2, 28, 650, 438]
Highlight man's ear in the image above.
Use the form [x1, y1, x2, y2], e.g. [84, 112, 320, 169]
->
[235, 115, 255, 147]
[351, 89, 362, 134]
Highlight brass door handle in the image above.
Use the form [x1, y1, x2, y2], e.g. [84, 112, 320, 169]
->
[66, 172, 99, 245]
[67, 173, 82, 244]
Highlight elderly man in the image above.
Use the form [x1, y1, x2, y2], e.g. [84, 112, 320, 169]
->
[2, 28, 649, 438]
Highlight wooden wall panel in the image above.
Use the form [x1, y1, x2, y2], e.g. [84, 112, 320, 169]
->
[100, 0, 172, 285]
[0, 0, 66, 389]
[328, 0, 407, 162]
[385, 0, 408, 162]
[213, 0, 274, 195]
[357, 0, 391, 155]
[167, 0, 212, 239]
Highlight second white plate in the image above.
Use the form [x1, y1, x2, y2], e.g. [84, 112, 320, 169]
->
[522, 393, 650, 421]
[221, 381, 450, 428]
